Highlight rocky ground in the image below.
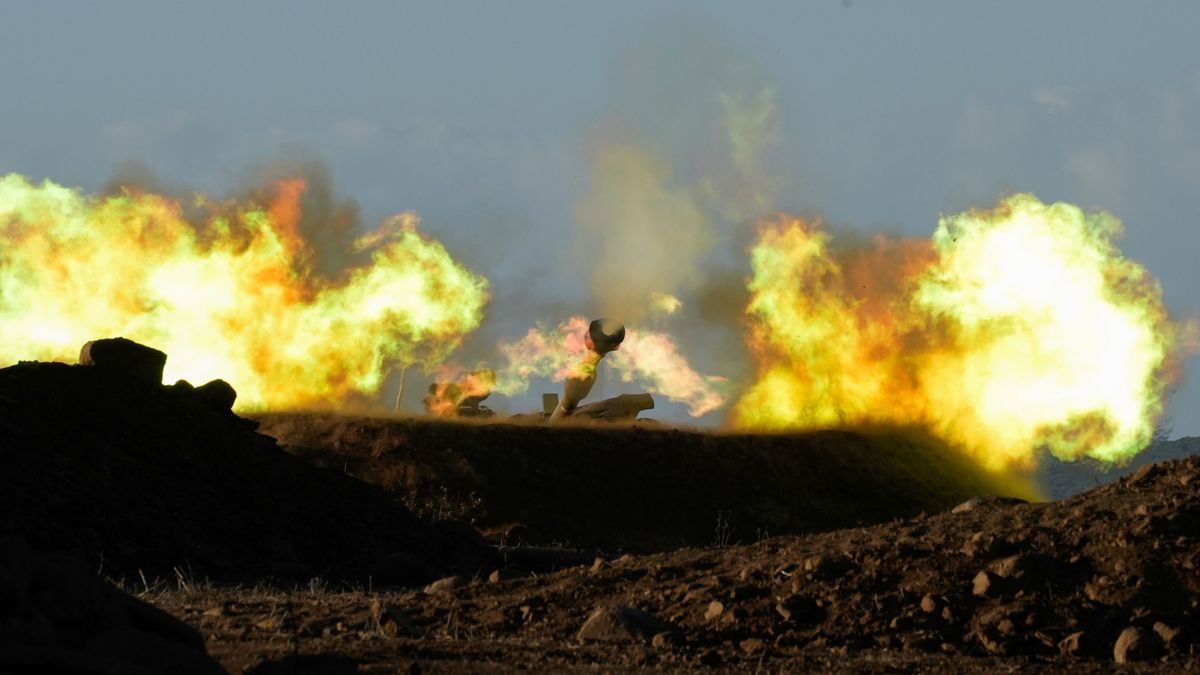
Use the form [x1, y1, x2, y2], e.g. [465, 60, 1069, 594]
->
[2, 347, 1197, 672]
[148, 453, 1200, 673]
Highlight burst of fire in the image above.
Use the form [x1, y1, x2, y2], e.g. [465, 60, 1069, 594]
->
[0, 174, 489, 409]
[734, 194, 1191, 470]
[423, 368, 496, 417]
[494, 315, 728, 417]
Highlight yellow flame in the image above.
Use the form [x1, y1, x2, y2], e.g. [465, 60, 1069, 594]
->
[734, 194, 1188, 469]
[494, 315, 728, 416]
[423, 367, 496, 416]
[0, 174, 489, 409]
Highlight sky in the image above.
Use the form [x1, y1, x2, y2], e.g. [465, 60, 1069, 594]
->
[2, 1, 1198, 435]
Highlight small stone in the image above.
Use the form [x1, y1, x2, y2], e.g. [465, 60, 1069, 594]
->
[424, 576, 466, 593]
[651, 632, 674, 649]
[591, 557, 607, 574]
[1114, 626, 1150, 664]
[990, 554, 1024, 579]
[919, 594, 937, 613]
[704, 600, 724, 622]
[577, 605, 675, 644]
[740, 638, 766, 655]
[996, 619, 1015, 636]
[1152, 621, 1180, 646]
[972, 571, 992, 597]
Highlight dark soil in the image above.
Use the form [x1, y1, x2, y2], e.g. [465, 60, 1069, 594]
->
[256, 412, 1035, 552]
[0, 361, 491, 585]
[150, 453, 1200, 672]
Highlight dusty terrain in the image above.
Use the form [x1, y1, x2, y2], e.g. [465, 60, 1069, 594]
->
[2, 357, 1197, 672]
[147, 451, 1199, 673]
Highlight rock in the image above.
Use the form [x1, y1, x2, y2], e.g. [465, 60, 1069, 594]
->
[996, 618, 1015, 636]
[577, 605, 676, 644]
[989, 554, 1025, 579]
[1128, 464, 1160, 485]
[83, 627, 223, 674]
[590, 557, 607, 574]
[487, 570, 504, 584]
[704, 600, 724, 621]
[1113, 626, 1151, 664]
[519, 605, 536, 623]
[424, 576, 466, 593]
[740, 638, 766, 654]
[1, 541, 221, 673]
[919, 594, 937, 614]
[961, 532, 1006, 559]
[972, 571, 992, 597]
[1152, 621, 1180, 647]
[651, 632, 675, 649]
[194, 379, 237, 412]
[79, 337, 167, 384]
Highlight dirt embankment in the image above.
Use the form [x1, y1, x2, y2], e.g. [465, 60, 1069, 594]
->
[257, 412, 1035, 553]
[0, 362, 491, 585]
[155, 453, 1200, 673]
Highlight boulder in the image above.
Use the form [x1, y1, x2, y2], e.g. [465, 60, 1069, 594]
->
[79, 338, 167, 384]
[194, 379, 237, 412]
[0, 538, 221, 673]
[577, 605, 676, 644]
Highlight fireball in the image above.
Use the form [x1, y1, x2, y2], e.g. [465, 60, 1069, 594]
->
[734, 194, 1186, 469]
[0, 174, 488, 409]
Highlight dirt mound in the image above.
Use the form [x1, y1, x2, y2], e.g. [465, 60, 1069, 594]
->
[153, 453, 1200, 672]
[0, 361, 492, 584]
[257, 412, 1034, 552]
[0, 538, 223, 674]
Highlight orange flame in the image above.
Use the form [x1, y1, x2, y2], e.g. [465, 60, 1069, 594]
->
[734, 194, 1192, 469]
[423, 368, 496, 417]
[0, 174, 489, 409]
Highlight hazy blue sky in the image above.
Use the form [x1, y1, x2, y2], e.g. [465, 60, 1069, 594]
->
[2, 2, 1198, 434]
